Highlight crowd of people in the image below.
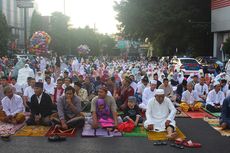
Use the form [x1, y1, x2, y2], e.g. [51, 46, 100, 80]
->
[0, 55, 230, 139]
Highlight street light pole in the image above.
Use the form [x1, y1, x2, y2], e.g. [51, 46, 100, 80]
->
[24, 8, 27, 54]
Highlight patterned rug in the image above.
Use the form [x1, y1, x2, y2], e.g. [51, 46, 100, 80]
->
[82, 123, 122, 137]
[202, 108, 221, 118]
[147, 127, 186, 141]
[0, 121, 25, 136]
[176, 108, 190, 118]
[14, 126, 51, 136]
[45, 126, 77, 137]
[183, 109, 214, 119]
[203, 118, 230, 137]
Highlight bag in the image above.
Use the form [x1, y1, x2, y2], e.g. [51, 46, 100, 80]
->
[117, 120, 135, 132]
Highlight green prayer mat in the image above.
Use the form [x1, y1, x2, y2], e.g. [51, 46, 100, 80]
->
[123, 126, 147, 137]
[118, 111, 124, 116]
[202, 108, 221, 117]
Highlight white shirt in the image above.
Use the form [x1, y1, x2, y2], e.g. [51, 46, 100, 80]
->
[221, 84, 229, 95]
[194, 83, 209, 101]
[181, 90, 199, 104]
[206, 89, 225, 106]
[37, 93, 43, 104]
[23, 86, 35, 102]
[142, 87, 156, 106]
[130, 82, 137, 92]
[145, 97, 176, 131]
[11, 83, 22, 94]
[44, 82, 55, 95]
[2, 94, 25, 116]
[136, 83, 146, 95]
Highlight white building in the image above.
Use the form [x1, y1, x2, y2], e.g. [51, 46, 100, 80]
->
[212, 0, 230, 61]
[0, 0, 35, 49]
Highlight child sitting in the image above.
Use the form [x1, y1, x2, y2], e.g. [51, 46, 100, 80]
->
[123, 96, 143, 126]
[96, 98, 114, 128]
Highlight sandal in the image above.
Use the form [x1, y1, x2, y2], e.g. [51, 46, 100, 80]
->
[170, 143, 184, 149]
[182, 140, 202, 148]
[48, 134, 66, 142]
[1, 134, 11, 142]
[175, 139, 201, 148]
[153, 141, 167, 145]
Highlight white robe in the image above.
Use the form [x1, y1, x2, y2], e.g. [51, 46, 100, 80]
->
[206, 89, 225, 106]
[144, 97, 176, 131]
[139, 87, 156, 110]
[17, 67, 35, 86]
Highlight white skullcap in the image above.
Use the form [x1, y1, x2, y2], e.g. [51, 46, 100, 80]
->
[150, 80, 157, 84]
[155, 89, 165, 95]
[213, 81, 220, 87]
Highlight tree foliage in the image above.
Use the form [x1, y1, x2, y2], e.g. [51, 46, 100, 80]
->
[114, 0, 212, 56]
[0, 13, 10, 56]
[29, 12, 115, 56]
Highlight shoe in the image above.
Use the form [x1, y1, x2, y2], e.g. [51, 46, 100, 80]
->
[1, 134, 11, 142]
[48, 134, 66, 142]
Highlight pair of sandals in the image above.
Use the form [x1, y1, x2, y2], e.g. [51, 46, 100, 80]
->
[154, 139, 201, 149]
[154, 141, 183, 149]
[48, 134, 66, 142]
[171, 139, 202, 149]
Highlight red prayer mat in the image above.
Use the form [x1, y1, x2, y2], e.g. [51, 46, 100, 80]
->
[184, 109, 214, 119]
[45, 126, 77, 137]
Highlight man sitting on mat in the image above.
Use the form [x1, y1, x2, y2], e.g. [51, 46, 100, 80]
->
[91, 86, 121, 129]
[206, 81, 225, 113]
[0, 86, 25, 124]
[144, 89, 177, 139]
[53, 86, 85, 130]
[220, 96, 230, 130]
[139, 80, 157, 111]
[180, 82, 202, 112]
[26, 82, 53, 126]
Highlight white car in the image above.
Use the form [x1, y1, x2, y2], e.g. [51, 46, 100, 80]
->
[171, 57, 203, 76]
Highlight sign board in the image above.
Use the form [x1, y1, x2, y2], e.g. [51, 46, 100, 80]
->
[16, 0, 34, 8]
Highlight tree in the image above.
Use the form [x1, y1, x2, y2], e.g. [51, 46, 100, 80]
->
[29, 11, 116, 56]
[223, 38, 230, 55]
[114, 0, 212, 56]
[0, 13, 10, 56]
[49, 12, 70, 55]
[30, 10, 49, 35]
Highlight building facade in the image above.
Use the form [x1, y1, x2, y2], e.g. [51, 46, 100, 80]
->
[0, 0, 34, 50]
[212, 0, 230, 61]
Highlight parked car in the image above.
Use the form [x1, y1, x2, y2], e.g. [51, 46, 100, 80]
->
[196, 56, 223, 74]
[171, 57, 203, 76]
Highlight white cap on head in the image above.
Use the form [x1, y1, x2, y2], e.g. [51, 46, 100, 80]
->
[150, 80, 157, 85]
[213, 81, 220, 87]
[155, 89, 165, 95]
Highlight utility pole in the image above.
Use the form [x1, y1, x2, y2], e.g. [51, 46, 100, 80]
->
[16, 0, 34, 54]
[24, 8, 27, 54]
[64, 0, 66, 15]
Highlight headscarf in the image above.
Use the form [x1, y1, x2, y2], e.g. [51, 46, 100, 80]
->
[96, 98, 110, 119]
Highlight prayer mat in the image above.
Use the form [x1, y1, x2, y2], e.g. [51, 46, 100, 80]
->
[183, 109, 214, 119]
[118, 111, 124, 116]
[81, 123, 122, 137]
[123, 126, 147, 137]
[0, 121, 25, 136]
[147, 127, 186, 141]
[14, 126, 50, 136]
[203, 118, 230, 137]
[202, 108, 221, 118]
[175, 108, 190, 118]
[45, 126, 77, 137]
